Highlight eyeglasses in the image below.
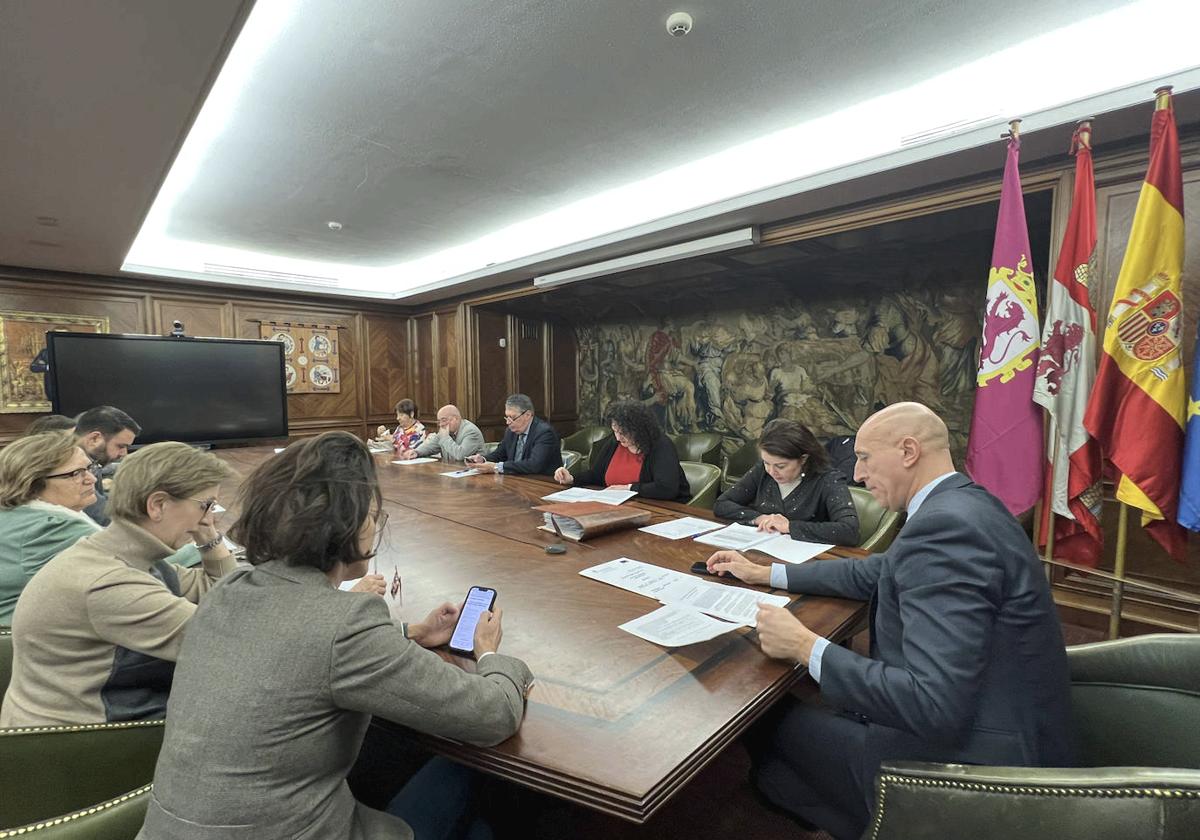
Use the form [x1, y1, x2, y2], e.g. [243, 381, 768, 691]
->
[503, 409, 531, 425]
[178, 497, 219, 517]
[45, 462, 96, 483]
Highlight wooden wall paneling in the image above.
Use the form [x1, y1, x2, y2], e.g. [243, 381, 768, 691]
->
[410, 314, 436, 421]
[231, 303, 363, 433]
[152, 298, 232, 339]
[547, 320, 578, 434]
[363, 313, 409, 424]
[514, 317, 546, 414]
[473, 308, 511, 439]
[433, 306, 460, 411]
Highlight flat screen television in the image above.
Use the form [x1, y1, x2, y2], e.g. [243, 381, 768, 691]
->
[47, 332, 288, 446]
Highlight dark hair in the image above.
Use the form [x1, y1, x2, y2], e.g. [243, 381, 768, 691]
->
[24, 414, 78, 435]
[758, 419, 829, 472]
[394, 399, 417, 417]
[605, 400, 663, 456]
[74, 405, 141, 438]
[229, 431, 382, 572]
[505, 393, 534, 414]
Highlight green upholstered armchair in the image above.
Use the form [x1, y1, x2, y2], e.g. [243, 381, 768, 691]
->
[0, 720, 165, 830]
[0, 785, 151, 840]
[669, 433, 723, 466]
[681, 462, 722, 510]
[848, 486, 902, 552]
[560, 449, 583, 472]
[0, 628, 11, 701]
[481, 441, 500, 456]
[719, 439, 759, 493]
[561, 426, 612, 471]
[863, 634, 1200, 840]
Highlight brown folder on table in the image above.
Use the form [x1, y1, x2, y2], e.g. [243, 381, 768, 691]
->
[533, 501, 652, 541]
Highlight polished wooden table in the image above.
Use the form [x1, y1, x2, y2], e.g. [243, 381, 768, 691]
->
[214, 447, 868, 823]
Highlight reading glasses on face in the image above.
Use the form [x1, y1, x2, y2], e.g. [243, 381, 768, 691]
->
[504, 409, 530, 425]
[179, 497, 219, 517]
[45, 461, 97, 482]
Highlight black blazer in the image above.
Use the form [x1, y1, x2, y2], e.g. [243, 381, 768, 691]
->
[783, 474, 1074, 784]
[713, 462, 858, 545]
[485, 416, 562, 476]
[575, 436, 690, 502]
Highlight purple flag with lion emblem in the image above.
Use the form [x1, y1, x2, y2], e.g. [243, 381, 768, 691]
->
[965, 132, 1044, 515]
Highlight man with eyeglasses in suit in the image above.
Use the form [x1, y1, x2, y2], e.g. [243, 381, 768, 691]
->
[467, 394, 563, 476]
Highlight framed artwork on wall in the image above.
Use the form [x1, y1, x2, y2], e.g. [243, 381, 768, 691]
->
[258, 321, 342, 394]
[0, 310, 110, 413]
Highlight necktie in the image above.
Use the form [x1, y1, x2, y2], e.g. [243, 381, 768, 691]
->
[515, 433, 527, 461]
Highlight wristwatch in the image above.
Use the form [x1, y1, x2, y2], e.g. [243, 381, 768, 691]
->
[197, 531, 225, 552]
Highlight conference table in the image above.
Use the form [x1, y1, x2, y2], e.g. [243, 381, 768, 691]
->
[213, 446, 868, 823]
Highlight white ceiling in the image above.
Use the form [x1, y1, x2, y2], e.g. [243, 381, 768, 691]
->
[2, 0, 1199, 303]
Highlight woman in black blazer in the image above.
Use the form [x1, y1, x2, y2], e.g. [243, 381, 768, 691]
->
[714, 419, 859, 545]
[554, 401, 690, 502]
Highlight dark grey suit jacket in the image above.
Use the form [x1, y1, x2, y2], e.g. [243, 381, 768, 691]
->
[784, 474, 1073, 775]
[138, 560, 533, 840]
[485, 416, 562, 476]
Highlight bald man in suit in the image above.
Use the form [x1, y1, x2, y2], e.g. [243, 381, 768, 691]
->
[709, 403, 1073, 839]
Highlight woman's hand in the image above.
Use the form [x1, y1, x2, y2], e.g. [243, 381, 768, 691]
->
[350, 574, 387, 596]
[706, 550, 772, 586]
[755, 513, 790, 534]
[553, 467, 574, 485]
[407, 602, 461, 648]
[608, 483, 632, 491]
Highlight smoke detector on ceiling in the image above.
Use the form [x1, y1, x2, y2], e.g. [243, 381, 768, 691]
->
[666, 12, 692, 37]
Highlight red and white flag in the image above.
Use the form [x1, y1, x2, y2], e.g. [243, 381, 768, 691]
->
[1033, 123, 1103, 566]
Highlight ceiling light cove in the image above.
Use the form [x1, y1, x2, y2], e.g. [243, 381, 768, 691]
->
[122, 0, 1200, 300]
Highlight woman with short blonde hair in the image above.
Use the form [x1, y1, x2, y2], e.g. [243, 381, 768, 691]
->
[0, 442, 238, 726]
[0, 432, 100, 623]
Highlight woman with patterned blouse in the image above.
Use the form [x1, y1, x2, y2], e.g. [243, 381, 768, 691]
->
[375, 398, 426, 454]
[714, 419, 859, 545]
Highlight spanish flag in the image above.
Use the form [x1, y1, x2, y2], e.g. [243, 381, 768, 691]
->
[1083, 87, 1187, 561]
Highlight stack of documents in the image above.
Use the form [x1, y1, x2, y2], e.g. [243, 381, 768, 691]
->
[694, 523, 832, 564]
[540, 486, 638, 505]
[580, 556, 790, 633]
[638, 516, 724, 540]
[394, 457, 439, 465]
[618, 604, 737, 646]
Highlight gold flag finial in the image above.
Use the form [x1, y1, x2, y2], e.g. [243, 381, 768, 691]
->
[1154, 86, 1173, 110]
[1075, 119, 1093, 152]
[1005, 118, 1022, 140]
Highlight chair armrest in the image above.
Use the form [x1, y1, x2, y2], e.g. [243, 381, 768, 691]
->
[0, 785, 152, 839]
[866, 761, 1200, 840]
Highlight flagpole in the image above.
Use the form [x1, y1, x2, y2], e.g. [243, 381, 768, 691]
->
[1108, 501, 1129, 639]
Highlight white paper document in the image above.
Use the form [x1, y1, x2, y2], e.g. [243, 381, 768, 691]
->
[578, 557, 791, 627]
[441, 468, 480, 478]
[394, 457, 439, 465]
[693, 524, 831, 564]
[639, 516, 725, 540]
[693, 523, 775, 551]
[540, 487, 637, 505]
[619, 603, 742, 646]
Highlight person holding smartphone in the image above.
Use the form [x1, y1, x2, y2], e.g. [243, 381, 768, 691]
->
[138, 432, 533, 840]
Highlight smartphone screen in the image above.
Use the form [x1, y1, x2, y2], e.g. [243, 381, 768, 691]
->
[449, 586, 497, 654]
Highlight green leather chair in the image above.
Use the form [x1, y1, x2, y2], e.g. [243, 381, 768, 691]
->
[481, 441, 500, 456]
[719, 439, 758, 493]
[848, 486, 902, 552]
[0, 785, 151, 840]
[681, 462, 722, 510]
[0, 720, 165, 830]
[863, 634, 1200, 840]
[561, 426, 612, 471]
[669, 433, 723, 466]
[560, 449, 583, 471]
[0, 628, 11, 702]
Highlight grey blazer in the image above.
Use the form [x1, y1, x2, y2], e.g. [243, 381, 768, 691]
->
[784, 474, 1073, 777]
[138, 560, 533, 840]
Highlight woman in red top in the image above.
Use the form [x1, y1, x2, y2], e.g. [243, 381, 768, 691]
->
[554, 401, 690, 502]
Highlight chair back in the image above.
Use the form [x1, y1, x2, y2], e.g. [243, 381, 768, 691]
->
[0, 785, 152, 839]
[561, 426, 612, 466]
[0, 628, 11, 702]
[1067, 634, 1200, 770]
[849, 486, 902, 552]
[681, 462, 722, 510]
[719, 440, 758, 492]
[561, 450, 583, 471]
[481, 441, 500, 456]
[0, 720, 165, 830]
[669, 433, 723, 466]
